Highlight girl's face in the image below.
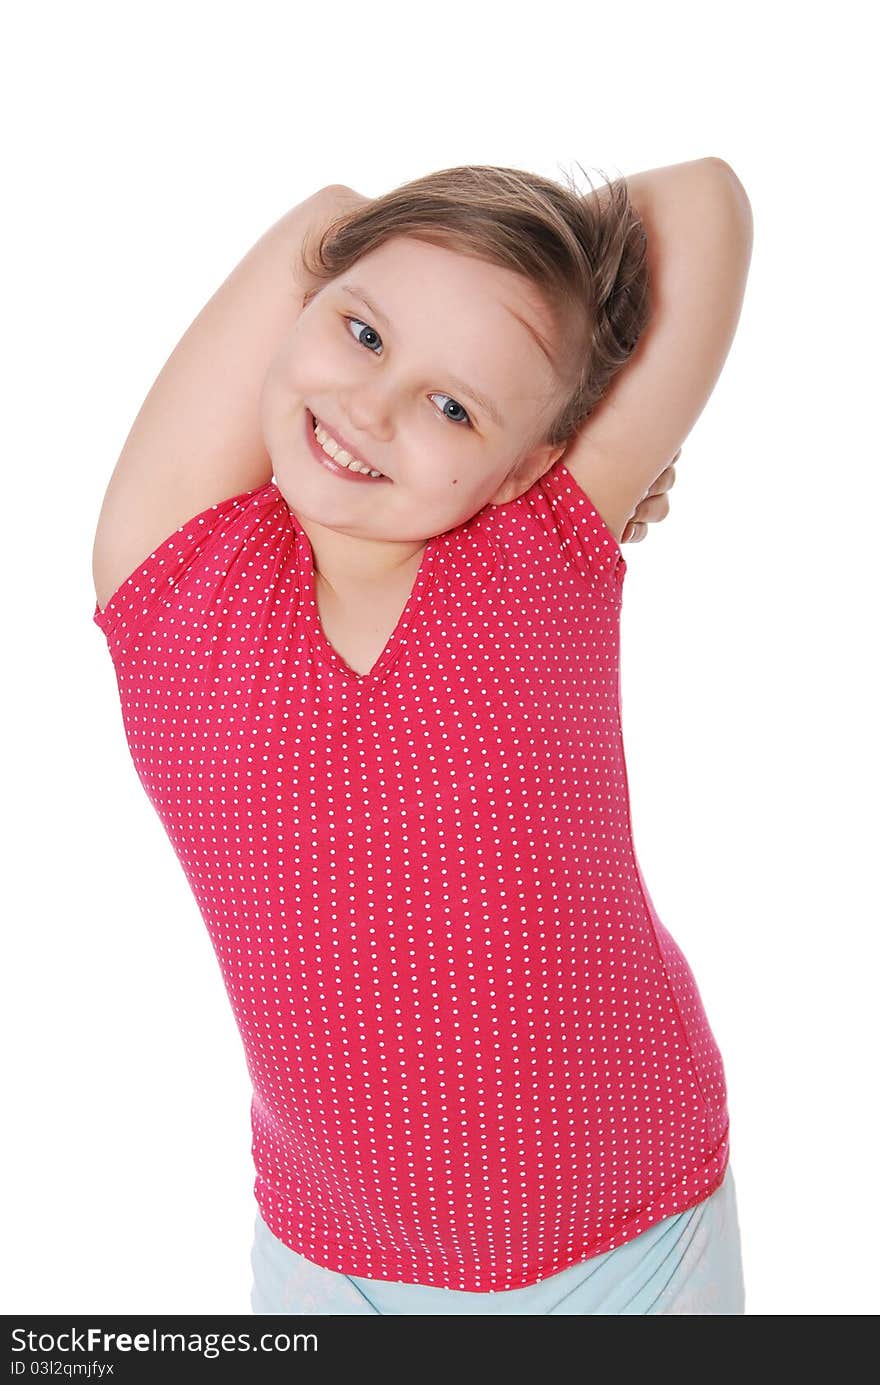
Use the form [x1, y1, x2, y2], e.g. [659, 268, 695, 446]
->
[260, 235, 568, 547]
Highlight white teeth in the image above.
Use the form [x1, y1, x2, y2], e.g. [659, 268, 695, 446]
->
[314, 418, 384, 478]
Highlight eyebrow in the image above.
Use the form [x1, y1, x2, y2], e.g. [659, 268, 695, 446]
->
[339, 282, 504, 427]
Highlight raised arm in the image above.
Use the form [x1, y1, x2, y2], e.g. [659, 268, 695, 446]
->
[560, 157, 754, 544]
[92, 184, 369, 613]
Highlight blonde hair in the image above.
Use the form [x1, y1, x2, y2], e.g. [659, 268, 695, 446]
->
[297, 163, 652, 451]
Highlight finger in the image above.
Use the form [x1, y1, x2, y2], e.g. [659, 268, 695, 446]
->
[631, 493, 671, 525]
[622, 521, 648, 543]
[645, 463, 677, 498]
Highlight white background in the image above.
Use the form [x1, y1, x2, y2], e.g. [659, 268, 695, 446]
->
[3, 0, 877, 1317]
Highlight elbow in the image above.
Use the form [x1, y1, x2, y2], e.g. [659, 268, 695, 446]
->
[704, 157, 753, 220]
[703, 158, 754, 247]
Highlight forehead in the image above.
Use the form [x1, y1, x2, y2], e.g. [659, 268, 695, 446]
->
[359, 235, 554, 328]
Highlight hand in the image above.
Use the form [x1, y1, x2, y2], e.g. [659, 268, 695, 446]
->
[621, 449, 680, 543]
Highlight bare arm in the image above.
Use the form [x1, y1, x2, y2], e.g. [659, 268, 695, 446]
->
[92, 184, 369, 612]
[561, 157, 754, 543]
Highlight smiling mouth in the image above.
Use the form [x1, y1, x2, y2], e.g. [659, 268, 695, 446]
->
[308, 411, 389, 480]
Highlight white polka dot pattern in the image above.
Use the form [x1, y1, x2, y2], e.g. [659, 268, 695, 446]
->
[93, 457, 730, 1292]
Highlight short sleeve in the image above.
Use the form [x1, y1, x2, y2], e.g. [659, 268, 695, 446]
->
[524, 457, 627, 600]
[92, 478, 282, 664]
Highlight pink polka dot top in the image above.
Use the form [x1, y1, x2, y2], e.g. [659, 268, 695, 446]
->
[92, 457, 730, 1292]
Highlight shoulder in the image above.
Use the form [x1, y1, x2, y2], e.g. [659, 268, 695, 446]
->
[554, 448, 634, 545]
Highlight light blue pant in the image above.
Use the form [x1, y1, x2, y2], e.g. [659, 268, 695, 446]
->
[250, 1163, 745, 1315]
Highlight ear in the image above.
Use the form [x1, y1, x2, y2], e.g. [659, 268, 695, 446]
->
[488, 442, 568, 506]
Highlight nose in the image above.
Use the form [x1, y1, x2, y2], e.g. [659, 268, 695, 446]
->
[343, 379, 398, 441]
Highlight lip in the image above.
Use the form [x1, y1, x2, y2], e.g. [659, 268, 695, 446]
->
[305, 409, 391, 484]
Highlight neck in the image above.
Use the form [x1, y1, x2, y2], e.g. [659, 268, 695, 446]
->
[297, 515, 426, 594]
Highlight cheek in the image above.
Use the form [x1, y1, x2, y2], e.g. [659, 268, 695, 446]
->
[429, 471, 494, 519]
[259, 359, 307, 459]
[258, 360, 283, 443]
[275, 321, 331, 389]
[262, 345, 299, 412]
[423, 464, 468, 495]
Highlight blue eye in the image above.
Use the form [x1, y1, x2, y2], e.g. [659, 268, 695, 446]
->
[345, 315, 382, 353]
[343, 316, 473, 427]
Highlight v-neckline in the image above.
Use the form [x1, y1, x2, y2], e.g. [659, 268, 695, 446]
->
[293, 518, 440, 687]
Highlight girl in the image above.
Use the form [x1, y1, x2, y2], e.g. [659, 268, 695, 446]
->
[92, 160, 753, 1314]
